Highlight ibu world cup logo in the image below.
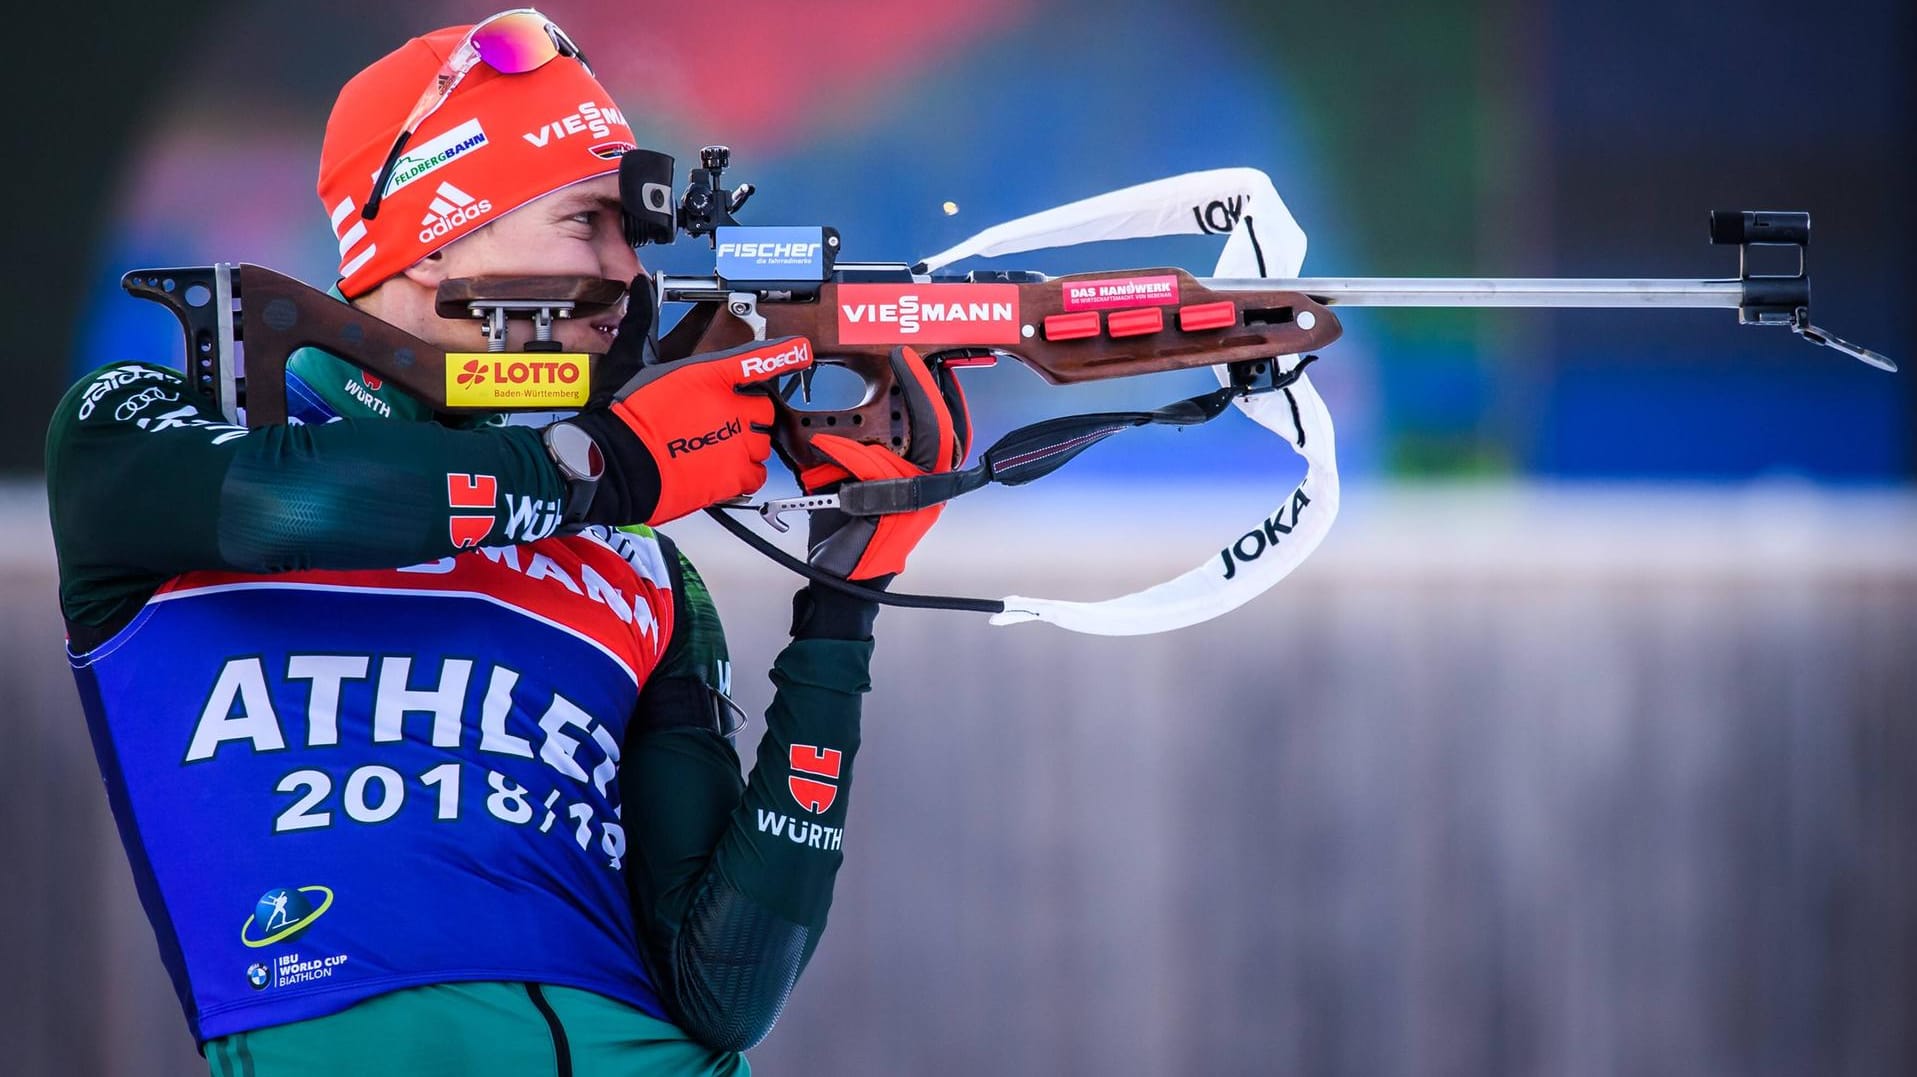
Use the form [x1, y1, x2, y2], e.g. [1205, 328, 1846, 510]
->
[240, 885, 334, 948]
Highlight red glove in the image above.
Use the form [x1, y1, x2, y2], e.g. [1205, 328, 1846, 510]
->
[801, 346, 969, 580]
[554, 336, 815, 525]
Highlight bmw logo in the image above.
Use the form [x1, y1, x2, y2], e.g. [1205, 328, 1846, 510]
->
[247, 963, 271, 990]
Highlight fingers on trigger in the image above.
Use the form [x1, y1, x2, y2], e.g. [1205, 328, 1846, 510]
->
[740, 394, 775, 427]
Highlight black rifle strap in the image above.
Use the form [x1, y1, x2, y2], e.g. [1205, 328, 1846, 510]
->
[704, 506, 1006, 613]
[706, 356, 1317, 613]
[839, 388, 1231, 516]
[839, 358, 1318, 518]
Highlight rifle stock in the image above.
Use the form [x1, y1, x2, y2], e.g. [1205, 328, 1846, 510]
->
[657, 267, 1343, 471]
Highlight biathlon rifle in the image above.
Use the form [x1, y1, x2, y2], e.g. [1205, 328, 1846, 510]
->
[123, 147, 1896, 636]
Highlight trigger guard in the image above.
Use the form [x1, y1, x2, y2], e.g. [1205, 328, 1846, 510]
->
[768, 352, 914, 478]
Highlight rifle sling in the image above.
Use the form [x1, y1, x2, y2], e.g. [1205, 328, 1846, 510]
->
[837, 360, 1315, 518]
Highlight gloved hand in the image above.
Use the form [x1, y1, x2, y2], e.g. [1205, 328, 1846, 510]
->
[551, 332, 815, 526]
[800, 345, 970, 580]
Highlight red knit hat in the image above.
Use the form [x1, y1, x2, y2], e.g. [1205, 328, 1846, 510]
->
[318, 19, 636, 297]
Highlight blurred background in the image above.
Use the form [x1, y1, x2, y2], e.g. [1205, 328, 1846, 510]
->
[4, 0, 1912, 1073]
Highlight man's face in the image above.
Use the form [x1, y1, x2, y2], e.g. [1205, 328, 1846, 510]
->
[428, 173, 641, 354]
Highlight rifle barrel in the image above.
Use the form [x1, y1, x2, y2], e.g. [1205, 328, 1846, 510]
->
[1202, 277, 1746, 309]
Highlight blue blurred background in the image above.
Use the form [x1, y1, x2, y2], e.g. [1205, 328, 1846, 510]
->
[35, 0, 1912, 485]
[4, 1, 1913, 1074]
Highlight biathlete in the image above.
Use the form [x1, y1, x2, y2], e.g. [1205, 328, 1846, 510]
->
[46, 9, 961, 1075]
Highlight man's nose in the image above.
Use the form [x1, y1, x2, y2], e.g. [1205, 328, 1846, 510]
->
[602, 238, 641, 282]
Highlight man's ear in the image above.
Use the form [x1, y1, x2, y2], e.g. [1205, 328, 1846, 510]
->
[398, 249, 450, 289]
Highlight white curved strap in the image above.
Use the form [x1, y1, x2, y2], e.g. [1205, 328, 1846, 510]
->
[920, 169, 1341, 636]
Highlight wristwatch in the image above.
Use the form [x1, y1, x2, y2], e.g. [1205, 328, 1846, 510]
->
[541, 421, 604, 522]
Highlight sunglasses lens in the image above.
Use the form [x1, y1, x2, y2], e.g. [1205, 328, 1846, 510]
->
[470, 11, 561, 73]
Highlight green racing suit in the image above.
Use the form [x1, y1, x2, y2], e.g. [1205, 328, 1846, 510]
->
[45, 345, 880, 1075]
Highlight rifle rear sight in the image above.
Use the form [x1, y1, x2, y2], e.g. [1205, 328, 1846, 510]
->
[679, 145, 755, 240]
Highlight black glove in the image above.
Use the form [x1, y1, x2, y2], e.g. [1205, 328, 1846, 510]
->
[589, 273, 659, 406]
[789, 511, 890, 640]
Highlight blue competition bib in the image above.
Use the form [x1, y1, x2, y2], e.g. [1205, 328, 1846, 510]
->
[70, 528, 678, 1041]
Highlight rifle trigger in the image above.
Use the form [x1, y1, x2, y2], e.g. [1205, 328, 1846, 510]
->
[938, 349, 999, 369]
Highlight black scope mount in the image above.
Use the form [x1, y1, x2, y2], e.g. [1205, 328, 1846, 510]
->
[680, 146, 755, 240]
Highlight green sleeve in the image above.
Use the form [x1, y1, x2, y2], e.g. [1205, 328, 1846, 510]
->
[622, 546, 872, 1052]
[45, 362, 567, 635]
